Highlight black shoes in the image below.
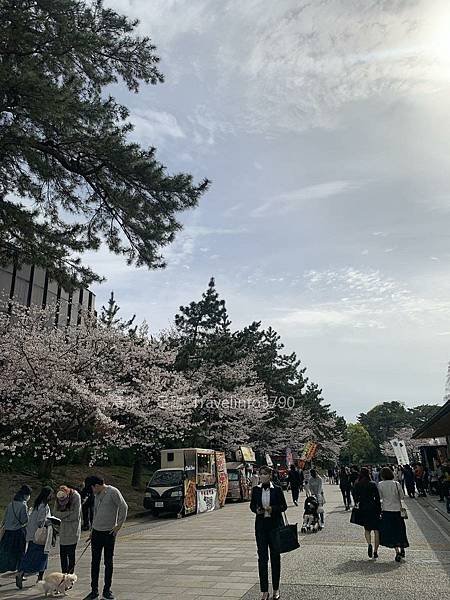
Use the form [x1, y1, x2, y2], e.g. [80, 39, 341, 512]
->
[15, 574, 23, 589]
[368, 544, 373, 558]
[83, 592, 99, 600]
[395, 552, 401, 562]
[373, 551, 378, 559]
[103, 591, 115, 599]
[400, 548, 405, 558]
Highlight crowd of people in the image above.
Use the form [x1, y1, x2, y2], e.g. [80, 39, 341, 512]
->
[0, 475, 128, 600]
[250, 460, 450, 600]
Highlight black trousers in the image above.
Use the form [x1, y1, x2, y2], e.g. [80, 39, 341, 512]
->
[341, 487, 351, 507]
[90, 530, 116, 594]
[291, 485, 300, 503]
[255, 520, 281, 593]
[82, 502, 94, 529]
[60, 543, 77, 574]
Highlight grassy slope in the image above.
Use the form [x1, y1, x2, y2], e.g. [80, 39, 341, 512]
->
[0, 465, 153, 518]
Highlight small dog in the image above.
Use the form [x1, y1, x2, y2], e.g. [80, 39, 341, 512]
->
[37, 572, 78, 596]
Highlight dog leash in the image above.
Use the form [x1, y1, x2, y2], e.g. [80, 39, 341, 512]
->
[74, 539, 91, 568]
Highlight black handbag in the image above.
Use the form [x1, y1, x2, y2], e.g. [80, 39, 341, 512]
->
[350, 504, 365, 526]
[271, 512, 300, 554]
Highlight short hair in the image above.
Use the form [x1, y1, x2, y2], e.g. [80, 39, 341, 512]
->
[90, 475, 104, 486]
[380, 467, 394, 480]
[310, 468, 317, 478]
[259, 466, 272, 476]
[358, 467, 371, 482]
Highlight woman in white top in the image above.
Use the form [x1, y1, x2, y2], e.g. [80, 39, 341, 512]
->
[308, 469, 325, 527]
[378, 467, 409, 562]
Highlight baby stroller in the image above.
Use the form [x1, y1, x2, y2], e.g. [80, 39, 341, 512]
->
[301, 495, 321, 533]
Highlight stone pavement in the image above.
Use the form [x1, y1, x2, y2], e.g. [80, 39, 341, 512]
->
[1, 484, 449, 599]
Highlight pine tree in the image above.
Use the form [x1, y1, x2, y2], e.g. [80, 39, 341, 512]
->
[0, 0, 208, 289]
[100, 291, 137, 336]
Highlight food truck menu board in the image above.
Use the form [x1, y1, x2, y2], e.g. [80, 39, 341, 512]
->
[197, 487, 217, 513]
[215, 451, 228, 507]
[183, 449, 197, 515]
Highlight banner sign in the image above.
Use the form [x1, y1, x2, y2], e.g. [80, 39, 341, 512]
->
[240, 446, 256, 462]
[285, 447, 293, 466]
[390, 439, 409, 466]
[215, 451, 228, 508]
[301, 441, 318, 462]
[197, 488, 217, 513]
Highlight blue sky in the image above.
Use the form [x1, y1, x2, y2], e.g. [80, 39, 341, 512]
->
[88, 0, 450, 421]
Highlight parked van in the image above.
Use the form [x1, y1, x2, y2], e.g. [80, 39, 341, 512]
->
[144, 448, 228, 517]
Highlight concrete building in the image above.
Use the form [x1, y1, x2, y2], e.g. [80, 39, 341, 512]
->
[0, 263, 95, 326]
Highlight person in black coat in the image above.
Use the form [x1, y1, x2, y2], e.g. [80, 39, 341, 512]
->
[287, 465, 301, 506]
[352, 467, 381, 559]
[80, 476, 95, 531]
[250, 466, 287, 600]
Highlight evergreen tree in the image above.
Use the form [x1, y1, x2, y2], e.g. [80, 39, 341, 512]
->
[99, 291, 137, 335]
[0, 0, 208, 289]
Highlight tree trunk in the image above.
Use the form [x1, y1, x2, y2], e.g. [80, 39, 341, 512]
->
[38, 456, 54, 480]
[131, 456, 143, 488]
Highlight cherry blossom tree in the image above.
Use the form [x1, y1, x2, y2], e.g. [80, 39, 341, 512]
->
[0, 301, 127, 478]
[107, 333, 196, 486]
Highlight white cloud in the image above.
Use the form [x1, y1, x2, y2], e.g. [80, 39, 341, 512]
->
[128, 109, 185, 145]
[253, 180, 362, 217]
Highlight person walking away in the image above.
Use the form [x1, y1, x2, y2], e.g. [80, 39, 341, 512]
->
[83, 475, 128, 600]
[287, 465, 301, 506]
[81, 477, 95, 531]
[308, 469, 326, 527]
[250, 466, 287, 600]
[303, 464, 311, 497]
[378, 467, 409, 562]
[349, 465, 359, 503]
[403, 465, 415, 498]
[16, 486, 55, 589]
[53, 485, 82, 574]
[414, 463, 426, 497]
[339, 466, 352, 510]
[298, 468, 304, 492]
[372, 466, 380, 484]
[352, 467, 381, 559]
[0, 485, 31, 574]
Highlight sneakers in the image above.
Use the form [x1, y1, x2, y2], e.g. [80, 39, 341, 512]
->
[83, 593, 99, 600]
[103, 591, 115, 599]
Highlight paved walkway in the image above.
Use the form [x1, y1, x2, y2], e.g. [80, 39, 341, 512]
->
[1, 484, 449, 599]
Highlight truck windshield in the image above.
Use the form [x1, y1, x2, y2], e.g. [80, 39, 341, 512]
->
[150, 470, 183, 487]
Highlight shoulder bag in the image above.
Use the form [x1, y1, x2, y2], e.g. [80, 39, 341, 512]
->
[270, 512, 300, 554]
[396, 482, 408, 519]
[34, 526, 48, 545]
[350, 502, 365, 526]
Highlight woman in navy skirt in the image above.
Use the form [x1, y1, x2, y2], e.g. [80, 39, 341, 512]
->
[16, 486, 54, 589]
[0, 485, 32, 573]
[378, 467, 409, 562]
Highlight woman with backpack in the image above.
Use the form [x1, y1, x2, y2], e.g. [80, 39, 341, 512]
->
[0, 485, 32, 573]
